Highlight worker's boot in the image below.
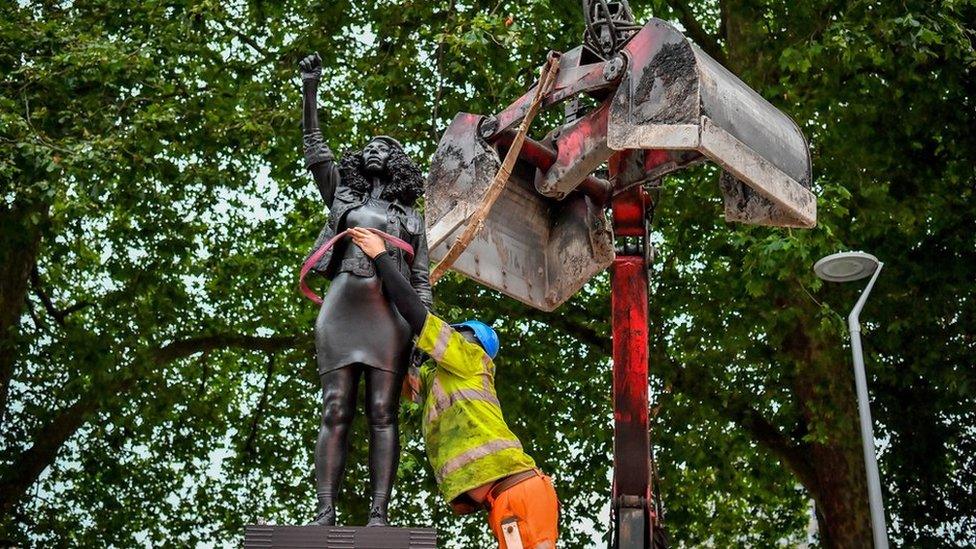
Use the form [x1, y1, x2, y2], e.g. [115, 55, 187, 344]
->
[365, 495, 389, 527]
[309, 492, 337, 526]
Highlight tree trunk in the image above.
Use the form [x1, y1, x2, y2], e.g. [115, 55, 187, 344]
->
[789, 317, 874, 548]
[0, 201, 44, 428]
[719, 1, 877, 542]
[808, 440, 874, 548]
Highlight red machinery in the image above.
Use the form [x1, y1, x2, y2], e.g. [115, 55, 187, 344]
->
[425, 2, 815, 546]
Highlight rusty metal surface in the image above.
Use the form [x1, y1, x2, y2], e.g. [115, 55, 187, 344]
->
[535, 100, 614, 199]
[607, 18, 816, 228]
[425, 113, 499, 245]
[609, 153, 649, 237]
[545, 194, 614, 307]
[642, 148, 705, 186]
[611, 255, 650, 496]
[707, 123, 816, 227]
[607, 22, 698, 148]
[611, 255, 651, 549]
[485, 48, 621, 142]
[429, 161, 550, 307]
[617, 507, 647, 549]
[694, 47, 810, 186]
[493, 131, 612, 204]
[609, 151, 657, 549]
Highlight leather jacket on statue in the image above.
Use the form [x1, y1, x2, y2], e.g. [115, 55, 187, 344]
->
[304, 184, 433, 308]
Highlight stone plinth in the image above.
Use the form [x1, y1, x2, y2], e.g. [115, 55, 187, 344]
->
[243, 525, 437, 548]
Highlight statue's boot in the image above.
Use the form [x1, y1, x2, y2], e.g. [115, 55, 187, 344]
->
[309, 493, 337, 526]
[365, 495, 389, 527]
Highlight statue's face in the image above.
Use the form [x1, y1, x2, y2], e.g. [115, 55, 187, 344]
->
[363, 139, 391, 175]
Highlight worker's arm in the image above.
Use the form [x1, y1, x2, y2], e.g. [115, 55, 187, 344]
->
[351, 228, 488, 379]
[373, 252, 427, 335]
[414, 314, 489, 379]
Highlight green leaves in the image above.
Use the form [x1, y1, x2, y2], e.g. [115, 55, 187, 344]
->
[2, 0, 975, 546]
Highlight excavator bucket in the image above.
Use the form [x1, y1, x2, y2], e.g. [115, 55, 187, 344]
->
[425, 16, 815, 309]
[425, 113, 614, 311]
[608, 18, 815, 228]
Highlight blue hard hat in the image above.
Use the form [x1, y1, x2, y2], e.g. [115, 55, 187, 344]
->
[451, 320, 500, 359]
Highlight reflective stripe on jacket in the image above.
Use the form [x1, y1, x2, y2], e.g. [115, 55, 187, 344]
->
[416, 314, 536, 504]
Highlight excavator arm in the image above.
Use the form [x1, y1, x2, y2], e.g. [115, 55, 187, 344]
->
[425, 6, 815, 547]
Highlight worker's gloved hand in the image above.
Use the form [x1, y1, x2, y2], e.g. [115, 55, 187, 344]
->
[399, 350, 428, 404]
[400, 364, 423, 404]
[410, 348, 429, 370]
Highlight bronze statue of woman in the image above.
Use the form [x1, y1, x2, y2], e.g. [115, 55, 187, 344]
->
[298, 52, 432, 527]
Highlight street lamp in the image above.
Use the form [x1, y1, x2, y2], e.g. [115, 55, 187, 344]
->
[814, 251, 889, 549]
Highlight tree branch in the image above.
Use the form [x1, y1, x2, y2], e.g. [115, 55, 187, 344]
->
[243, 353, 277, 458]
[29, 267, 92, 326]
[215, 20, 272, 60]
[0, 330, 310, 516]
[152, 333, 310, 364]
[517, 304, 610, 355]
[668, 361, 819, 497]
[728, 393, 819, 493]
[0, 379, 126, 515]
[664, 0, 729, 67]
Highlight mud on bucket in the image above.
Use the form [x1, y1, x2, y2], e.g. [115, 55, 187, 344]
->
[425, 113, 614, 312]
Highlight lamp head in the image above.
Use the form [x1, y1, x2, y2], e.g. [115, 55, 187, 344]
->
[814, 251, 880, 282]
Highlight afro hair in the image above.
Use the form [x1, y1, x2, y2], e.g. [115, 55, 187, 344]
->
[337, 141, 424, 206]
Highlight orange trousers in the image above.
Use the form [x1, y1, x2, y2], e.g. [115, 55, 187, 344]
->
[486, 473, 559, 549]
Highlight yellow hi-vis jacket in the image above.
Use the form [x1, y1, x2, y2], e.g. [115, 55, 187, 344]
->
[415, 313, 536, 504]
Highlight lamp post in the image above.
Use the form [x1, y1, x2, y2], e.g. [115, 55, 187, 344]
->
[814, 251, 889, 549]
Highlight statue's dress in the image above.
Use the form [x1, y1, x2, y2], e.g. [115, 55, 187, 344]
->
[314, 196, 411, 373]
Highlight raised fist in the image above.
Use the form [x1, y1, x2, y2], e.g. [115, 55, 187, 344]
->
[299, 52, 322, 82]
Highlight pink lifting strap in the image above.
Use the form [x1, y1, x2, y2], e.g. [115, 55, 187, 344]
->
[299, 228, 415, 305]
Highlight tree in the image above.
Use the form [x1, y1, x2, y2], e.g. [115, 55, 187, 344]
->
[1, 0, 973, 547]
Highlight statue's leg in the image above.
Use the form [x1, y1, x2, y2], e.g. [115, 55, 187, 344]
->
[312, 364, 361, 525]
[363, 366, 406, 526]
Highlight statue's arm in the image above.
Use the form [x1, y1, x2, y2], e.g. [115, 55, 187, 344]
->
[409, 223, 434, 310]
[300, 52, 340, 206]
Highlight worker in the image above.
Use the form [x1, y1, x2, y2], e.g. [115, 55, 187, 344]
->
[348, 227, 559, 549]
